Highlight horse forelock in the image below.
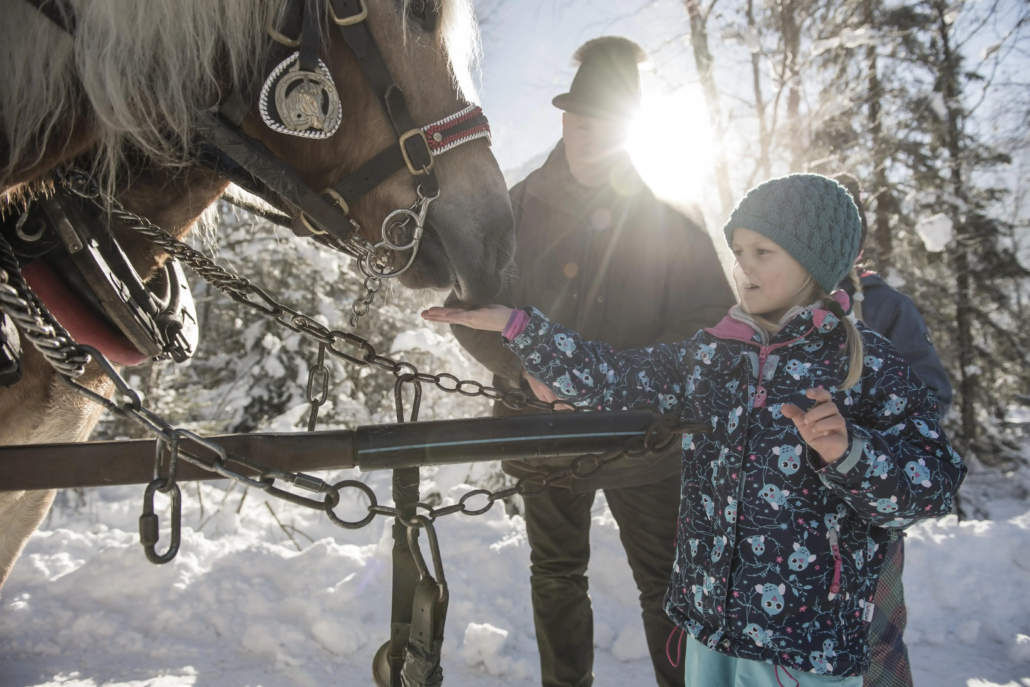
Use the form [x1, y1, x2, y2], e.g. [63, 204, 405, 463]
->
[413, 0, 483, 103]
[0, 0, 482, 195]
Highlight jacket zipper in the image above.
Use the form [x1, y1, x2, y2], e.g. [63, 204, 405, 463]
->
[717, 327, 815, 409]
[828, 528, 842, 598]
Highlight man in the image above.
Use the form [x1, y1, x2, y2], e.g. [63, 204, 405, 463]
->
[447, 37, 735, 687]
[835, 174, 953, 687]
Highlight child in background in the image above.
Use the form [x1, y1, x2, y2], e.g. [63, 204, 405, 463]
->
[423, 174, 965, 685]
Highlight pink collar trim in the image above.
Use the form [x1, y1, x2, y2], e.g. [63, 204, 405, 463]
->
[706, 290, 851, 342]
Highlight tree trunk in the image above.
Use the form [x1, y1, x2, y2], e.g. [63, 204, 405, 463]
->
[780, 0, 805, 172]
[863, 0, 896, 271]
[684, 0, 735, 220]
[935, 0, 977, 449]
[748, 0, 772, 181]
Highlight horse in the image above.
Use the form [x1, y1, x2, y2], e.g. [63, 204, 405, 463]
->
[0, 0, 514, 589]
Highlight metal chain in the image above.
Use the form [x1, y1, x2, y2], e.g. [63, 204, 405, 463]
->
[348, 187, 437, 327]
[306, 342, 330, 431]
[0, 169, 695, 559]
[0, 232, 91, 377]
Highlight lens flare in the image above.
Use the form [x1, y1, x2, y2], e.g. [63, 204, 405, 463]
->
[627, 87, 715, 204]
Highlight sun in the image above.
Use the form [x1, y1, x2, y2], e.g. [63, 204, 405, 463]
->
[627, 87, 715, 205]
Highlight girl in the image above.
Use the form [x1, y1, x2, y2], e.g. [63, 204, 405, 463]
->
[424, 173, 965, 685]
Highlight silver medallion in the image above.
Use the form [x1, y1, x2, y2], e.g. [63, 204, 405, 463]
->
[259, 52, 342, 139]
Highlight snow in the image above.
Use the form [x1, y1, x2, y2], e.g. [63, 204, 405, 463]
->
[916, 213, 955, 252]
[3, 469, 1030, 686]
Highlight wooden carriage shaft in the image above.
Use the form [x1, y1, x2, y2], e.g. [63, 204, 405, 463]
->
[0, 411, 685, 492]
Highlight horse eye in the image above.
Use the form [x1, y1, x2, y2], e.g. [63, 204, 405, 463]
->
[405, 0, 439, 32]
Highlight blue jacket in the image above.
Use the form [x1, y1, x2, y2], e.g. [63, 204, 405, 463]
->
[505, 301, 965, 677]
[844, 273, 953, 419]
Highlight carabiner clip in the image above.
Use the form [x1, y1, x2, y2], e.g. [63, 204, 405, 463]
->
[406, 514, 447, 602]
[139, 478, 181, 564]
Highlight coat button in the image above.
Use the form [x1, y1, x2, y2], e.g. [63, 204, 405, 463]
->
[597, 296, 604, 303]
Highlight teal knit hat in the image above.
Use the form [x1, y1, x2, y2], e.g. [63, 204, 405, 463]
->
[722, 174, 862, 293]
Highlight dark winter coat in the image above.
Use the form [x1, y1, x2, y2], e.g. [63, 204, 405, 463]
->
[503, 300, 966, 676]
[844, 272, 953, 419]
[449, 140, 735, 491]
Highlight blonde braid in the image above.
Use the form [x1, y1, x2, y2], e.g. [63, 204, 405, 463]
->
[849, 267, 865, 322]
[815, 287, 865, 390]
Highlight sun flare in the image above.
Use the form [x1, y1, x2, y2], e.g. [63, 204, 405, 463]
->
[627, 87, 715, 205]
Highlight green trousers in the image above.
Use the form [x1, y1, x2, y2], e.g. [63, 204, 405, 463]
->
[684, 636, 862, 686]
[523, 475, 684, 687]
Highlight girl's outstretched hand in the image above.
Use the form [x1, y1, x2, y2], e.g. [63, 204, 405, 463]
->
[781, 388, 850, 466]
[421, 305, 513, 332]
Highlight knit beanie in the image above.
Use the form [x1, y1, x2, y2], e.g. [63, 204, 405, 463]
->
[722, 174, 862, 293]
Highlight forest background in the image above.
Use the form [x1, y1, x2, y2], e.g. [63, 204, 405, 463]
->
[95, 0, 1030, 504]
[8, 1, 1030, 684]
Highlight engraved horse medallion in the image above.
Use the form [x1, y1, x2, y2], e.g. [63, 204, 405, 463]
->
[259, 52, 342, 139]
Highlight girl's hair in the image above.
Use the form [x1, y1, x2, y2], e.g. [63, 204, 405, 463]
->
[848, 267, 865, 321]
[816, 287, 865, 390]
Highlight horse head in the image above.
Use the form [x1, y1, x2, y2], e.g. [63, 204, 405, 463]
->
[236, 0, 514, 302]
[1, 0, 514, 303]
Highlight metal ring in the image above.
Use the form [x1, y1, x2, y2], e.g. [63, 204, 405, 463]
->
[458, 489, 494, 516]
[324, 480, 377, 529]
[378, 209, 422, 251]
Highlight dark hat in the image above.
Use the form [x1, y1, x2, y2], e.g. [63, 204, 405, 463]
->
[552, 37, 647, 122]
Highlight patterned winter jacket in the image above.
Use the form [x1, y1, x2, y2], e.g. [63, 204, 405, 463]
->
[504, 298, 966, 677]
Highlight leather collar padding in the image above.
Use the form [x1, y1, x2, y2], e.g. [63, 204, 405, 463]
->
[21, 260, 148, 366]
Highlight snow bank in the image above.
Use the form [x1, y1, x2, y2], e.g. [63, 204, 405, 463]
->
[2, 475, 1030, 686]
[904, 512, 1030, 656]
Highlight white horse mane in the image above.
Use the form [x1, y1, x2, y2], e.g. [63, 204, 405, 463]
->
[1, 0, 481, 193]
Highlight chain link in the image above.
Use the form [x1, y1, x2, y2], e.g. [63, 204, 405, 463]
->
[306, 343, 330, 431]
[0, 232, 91, 377]
[0, 168, 697, 561]
[348, 186, 437, 327]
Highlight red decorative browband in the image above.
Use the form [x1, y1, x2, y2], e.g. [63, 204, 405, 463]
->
[423, 105, 492, 155]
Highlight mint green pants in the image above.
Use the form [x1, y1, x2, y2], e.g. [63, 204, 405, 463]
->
[685, 636, 863, 687]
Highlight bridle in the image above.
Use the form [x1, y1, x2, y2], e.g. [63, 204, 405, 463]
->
[203, 0, 491, 257]
[10, 0, 493, 370]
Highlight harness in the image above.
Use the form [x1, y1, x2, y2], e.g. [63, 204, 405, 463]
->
[1, 0, 492, 383]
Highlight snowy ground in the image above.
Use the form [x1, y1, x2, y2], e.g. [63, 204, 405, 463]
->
[3, 458, 1030, 687]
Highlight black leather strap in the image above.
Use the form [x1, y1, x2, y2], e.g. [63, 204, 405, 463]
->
[23, 0, 75, 35]
[333, 144, 408, 208]
[299, 0, 323, 73]
[195, 111, 356, 243]
[331, 6, 439, 194]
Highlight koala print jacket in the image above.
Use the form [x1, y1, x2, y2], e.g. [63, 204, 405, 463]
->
[504, 300, 965, 676]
